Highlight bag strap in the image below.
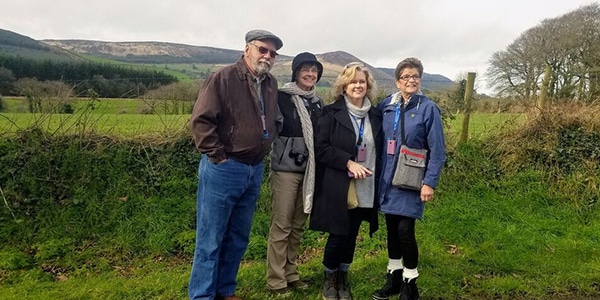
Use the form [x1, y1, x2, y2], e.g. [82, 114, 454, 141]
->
[400, 103, 407, 146]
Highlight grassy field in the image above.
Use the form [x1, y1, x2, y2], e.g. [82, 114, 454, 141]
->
[1, 98, 524, 138]
[1, 106, 597, 300]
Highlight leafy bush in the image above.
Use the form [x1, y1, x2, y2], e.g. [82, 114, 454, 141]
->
[486, 104, 600, 208]
[0, 128, 199, 269]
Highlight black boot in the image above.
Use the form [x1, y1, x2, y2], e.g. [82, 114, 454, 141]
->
[372, 269, 403, 300]
[322, 270, 338, 300]
[399, 277, 420, 300]
[337, 270, 352, 300]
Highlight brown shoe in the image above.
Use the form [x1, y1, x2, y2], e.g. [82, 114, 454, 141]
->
[288, 280, 309, 290]
[216, 296, 242, 300]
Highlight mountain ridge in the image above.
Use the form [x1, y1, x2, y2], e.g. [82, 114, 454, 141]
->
[1, 28, 455, 92]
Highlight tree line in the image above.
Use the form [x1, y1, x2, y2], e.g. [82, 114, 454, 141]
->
[487, 3, 600, 102]
[0, 55, 179, 98]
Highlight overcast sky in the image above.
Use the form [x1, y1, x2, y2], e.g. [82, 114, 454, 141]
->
[1, 0, 597, 94]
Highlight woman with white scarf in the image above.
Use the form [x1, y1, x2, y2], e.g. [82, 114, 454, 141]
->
[310, 63, 383, 300]
[267, 52, 324, 297]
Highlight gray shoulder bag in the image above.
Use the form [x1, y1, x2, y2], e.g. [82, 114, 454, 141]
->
[391, 102, 428, 190]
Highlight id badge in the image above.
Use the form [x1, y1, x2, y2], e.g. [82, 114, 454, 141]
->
[387, 140, 396, 155]
[356, 146, 367, 162]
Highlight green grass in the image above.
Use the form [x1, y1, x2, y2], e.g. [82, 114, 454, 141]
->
[1, 108, 598, 299]
[0, 112, 189, 136]
[1, 97, 194, 115]
[1, 102, 524, 138]
[447, 113, 526, 139]
[2, 190, 598, 300]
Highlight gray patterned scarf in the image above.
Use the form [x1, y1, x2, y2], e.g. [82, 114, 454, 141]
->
[279, 82, 317, 213]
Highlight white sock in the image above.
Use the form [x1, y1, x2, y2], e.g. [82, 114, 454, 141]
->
[387, 259, 404, 272]
[403, 267, 419, 281]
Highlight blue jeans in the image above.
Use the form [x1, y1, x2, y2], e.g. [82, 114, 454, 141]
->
[188, 156, 264, 300]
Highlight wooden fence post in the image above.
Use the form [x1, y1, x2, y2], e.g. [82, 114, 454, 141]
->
[459, 72, 476, 143]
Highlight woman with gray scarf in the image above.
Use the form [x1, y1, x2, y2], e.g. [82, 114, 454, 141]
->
[309, 62, 383, 300]
[267, 52, 324, 297]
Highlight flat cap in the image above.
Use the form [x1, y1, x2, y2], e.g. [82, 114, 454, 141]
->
[245, 29, 283, 50]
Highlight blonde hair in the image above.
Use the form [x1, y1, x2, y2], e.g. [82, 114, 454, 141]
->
[329, 63, 377, 102]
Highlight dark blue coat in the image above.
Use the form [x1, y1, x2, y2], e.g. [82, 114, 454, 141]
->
[376, 93, 446, 219]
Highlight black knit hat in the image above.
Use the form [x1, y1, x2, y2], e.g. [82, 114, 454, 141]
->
[291, 52, 323, 82]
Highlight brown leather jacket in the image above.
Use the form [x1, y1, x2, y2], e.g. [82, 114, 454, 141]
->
[190, 57, 279, 165]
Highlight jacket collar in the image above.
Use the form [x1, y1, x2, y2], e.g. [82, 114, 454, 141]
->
[331, 95, 382, 134]
[383, 93, 426, 112]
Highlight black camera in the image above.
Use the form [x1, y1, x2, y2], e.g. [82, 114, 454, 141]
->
[289, 149, 308, 166]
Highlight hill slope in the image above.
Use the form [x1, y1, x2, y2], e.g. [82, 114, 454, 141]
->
[0, 29, 83, 61]
[0, 29, 455, 93]
[42, 39, 256, 64]
[379, 67, 455, 91]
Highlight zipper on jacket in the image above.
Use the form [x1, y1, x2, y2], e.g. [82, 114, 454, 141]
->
[228, 125, 235, 144]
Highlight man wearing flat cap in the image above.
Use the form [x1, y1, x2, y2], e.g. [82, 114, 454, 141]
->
[189, 29, 283, 300]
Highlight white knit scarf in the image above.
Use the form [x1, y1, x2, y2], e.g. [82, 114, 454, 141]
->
[279, 82, 317, 213]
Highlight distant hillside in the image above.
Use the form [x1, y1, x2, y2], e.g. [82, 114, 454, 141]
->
[0, 29, 455, 94]
[0, 29, 82, 61]
[0, 29, 178, 98]
[318, 51, 396, 85]
[41, 39, 456, 92]
[378, 67, 455, 91]
[42, 39, 280, 64]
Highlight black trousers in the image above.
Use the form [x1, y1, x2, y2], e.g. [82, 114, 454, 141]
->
[322, 207, 372, 270]
[385, 214, 418, 269]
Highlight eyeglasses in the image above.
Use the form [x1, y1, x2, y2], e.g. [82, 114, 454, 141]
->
[249, 43, 278, 58]
[399, 74, 421, 81]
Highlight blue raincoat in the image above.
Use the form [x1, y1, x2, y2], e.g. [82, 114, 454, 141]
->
[376, 93, 446, 219]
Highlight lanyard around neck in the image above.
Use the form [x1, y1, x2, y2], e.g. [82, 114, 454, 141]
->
[351, 115, 365, 145]
[392, 102, 408, 145]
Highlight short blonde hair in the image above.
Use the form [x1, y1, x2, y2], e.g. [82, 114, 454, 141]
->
[329, 62, 377, 102]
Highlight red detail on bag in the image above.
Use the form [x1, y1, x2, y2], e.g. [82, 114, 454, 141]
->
[401, 148, 426, 159]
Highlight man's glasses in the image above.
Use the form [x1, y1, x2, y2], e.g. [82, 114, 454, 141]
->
[249, 43, 278, 58]
[399, 74, 421, 81]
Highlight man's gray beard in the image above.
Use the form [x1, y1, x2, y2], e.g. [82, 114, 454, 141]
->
[255, 61, 272, 75]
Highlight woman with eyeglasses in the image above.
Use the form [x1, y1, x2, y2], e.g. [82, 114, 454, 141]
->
[309, 62, 383, 300]
[371, 57, 446, 300]
[266, 52, 324, 297]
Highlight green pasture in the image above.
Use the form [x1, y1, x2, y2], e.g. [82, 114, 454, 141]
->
[1, 97, 525, 138]
[447, 113, 526, 139]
